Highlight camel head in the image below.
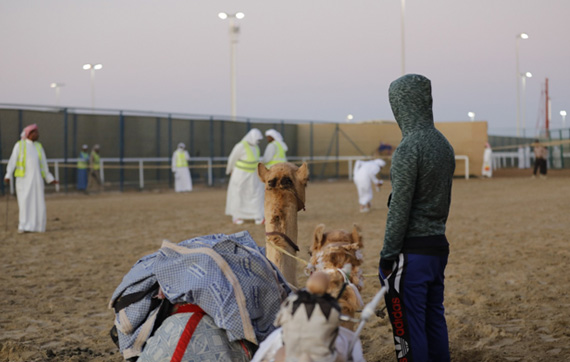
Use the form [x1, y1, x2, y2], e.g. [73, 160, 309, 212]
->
[258, 162, 309, 212]
[306, 223, 365, 330]
[309, 223, 364, 286]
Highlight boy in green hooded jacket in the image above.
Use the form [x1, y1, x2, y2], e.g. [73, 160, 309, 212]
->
[380, 74, 455, 362]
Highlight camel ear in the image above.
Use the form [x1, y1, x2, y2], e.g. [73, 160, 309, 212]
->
[311, 224, 326, 253]
[296, 162, 309, 183]
[351, 223, 363, 249]
[257, 162, 268, 183]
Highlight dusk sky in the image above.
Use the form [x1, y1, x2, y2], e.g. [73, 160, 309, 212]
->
[1, 0, 569, 136]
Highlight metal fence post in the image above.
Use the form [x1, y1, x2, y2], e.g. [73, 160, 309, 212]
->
[156, 117, 161, 182]
[18, 109, 23, 137]
[139, 160, 144, 190]
[558, 129, 564, 168]
[335, 123, 339, 178]
[63, 108, 68, 193]
[209, 116, 214, 186]
[189, 119, 194, 155]
[54, 161, 60, 192]
[310, 122, 314, 176]
[168, 114, 172, 187]
[189, 119, 194, 180]
[208, 158, 213, 186]
[119, 111, 125, 191]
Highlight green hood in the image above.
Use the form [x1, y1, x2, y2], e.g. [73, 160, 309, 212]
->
[389, 74, 434, 137]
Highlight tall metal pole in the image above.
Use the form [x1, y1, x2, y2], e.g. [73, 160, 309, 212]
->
[219, 12, 243, 120]
[515, 38, 521, 137]
[230, 18, 238, 120]
[545, 78, 550, 132]
[119, 111, 125, 191]
[90, 68, 95, 110]
[400, 0, 406, 76]
[521, 75, 527, 138]
[515, 33, 528, 137]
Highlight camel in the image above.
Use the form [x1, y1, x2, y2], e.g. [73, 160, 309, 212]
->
[110, 162, 309, 361]
[251, 271, 365, 362]
[306, 223, 365, 330]
[258, 162, 309, 287]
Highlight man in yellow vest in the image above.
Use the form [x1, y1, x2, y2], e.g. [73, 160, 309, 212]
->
[88, 144, 103, 191]
[4, 124, 57, 233]
[225, 128, 265, 225]
[77, 144, 89, 191]
[262, 129, 288, 168]
[171, 142, 192, 192]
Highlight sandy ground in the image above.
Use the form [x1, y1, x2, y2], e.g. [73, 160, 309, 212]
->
[1, 170, 569, 362]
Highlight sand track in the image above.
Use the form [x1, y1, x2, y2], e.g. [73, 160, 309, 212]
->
[1, 173, 569, 361]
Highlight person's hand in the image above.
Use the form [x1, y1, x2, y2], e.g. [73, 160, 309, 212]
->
[50, 180, 59, 185]
[381, 268, 392, 279]
[4, 178, 10, 185]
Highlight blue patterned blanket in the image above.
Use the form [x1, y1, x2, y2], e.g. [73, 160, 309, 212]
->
[110, 231, 290, 360]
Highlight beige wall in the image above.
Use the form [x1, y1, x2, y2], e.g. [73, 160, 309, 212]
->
[297, 121, 488, 177]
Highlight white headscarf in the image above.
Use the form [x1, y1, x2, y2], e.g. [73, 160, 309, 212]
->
[265, 129, 288, 151]
[243, 128, 263, 145]
[178, 142, 186, 149]
[265, 129, 283, 143]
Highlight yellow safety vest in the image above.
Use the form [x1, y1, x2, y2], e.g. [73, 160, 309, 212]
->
[77, 151, 89, 169]
[91, 152, 100, 170]
[176, 150, 188, 168]
[265, 140, 287, 168]
[235, 140, 260, 173]
[15, 140, 46, 178]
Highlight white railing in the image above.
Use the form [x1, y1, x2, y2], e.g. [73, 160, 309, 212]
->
[1, 154, 470, 193]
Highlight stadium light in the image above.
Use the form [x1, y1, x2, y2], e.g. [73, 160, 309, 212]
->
[82, 63, 103, 110]
[515, 32, 529, 137]
[346, 114, 354, 123]
[218, 12, 245, 120]
[468, 112, 475, 121]
[50, 82, 65, 107]
[561, 110, 567, 128]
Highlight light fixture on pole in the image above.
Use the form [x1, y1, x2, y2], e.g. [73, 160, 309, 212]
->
[50, 82, 65, 107]
[468, 112, 475, 121]
[561, 110, 567, 128]
[520, 71, 532, 137]
[346, 114, 354, 123]
[82, 63, 103, 110]
[218, 12, 245, 120]
[515, 32, 529, 137]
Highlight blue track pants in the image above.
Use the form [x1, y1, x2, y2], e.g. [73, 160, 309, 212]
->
[380, 253, 449, 362]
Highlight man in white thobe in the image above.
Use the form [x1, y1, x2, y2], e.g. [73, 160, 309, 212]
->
[262, 129, 288, 168]
[482, 142, 493, 178]
[171, 143, 192, 192]
[225, 128, 265, 225]
[353, 159, 386, 213]
[4, 124, 57, 233]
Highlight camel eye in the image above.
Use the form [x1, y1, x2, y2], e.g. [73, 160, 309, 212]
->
[280, 176, 293, 187]
[268, 178, 277, 188]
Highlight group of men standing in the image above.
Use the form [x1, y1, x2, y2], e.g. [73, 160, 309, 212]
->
[224, 128, 288, 225]
[76, 144, 103, 192]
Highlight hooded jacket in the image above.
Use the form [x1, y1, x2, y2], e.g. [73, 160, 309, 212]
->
[380, 74, 455, 270]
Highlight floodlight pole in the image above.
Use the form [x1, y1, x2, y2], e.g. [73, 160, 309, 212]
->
[219, 12, 244, 121]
